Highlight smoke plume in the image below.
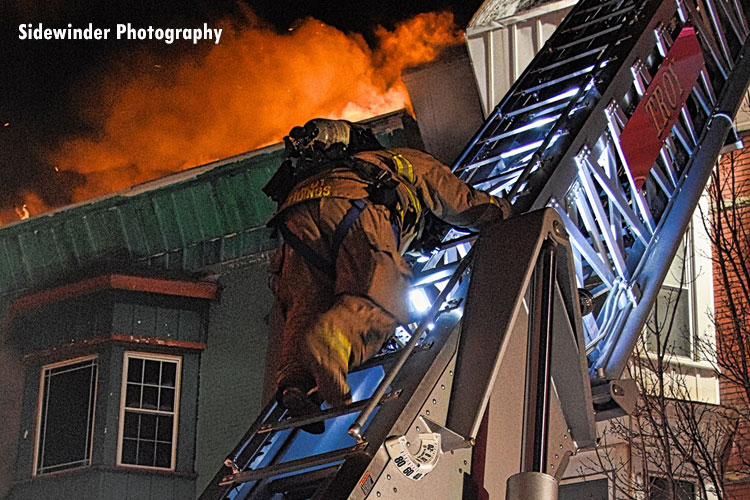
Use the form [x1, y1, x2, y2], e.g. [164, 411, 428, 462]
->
[20, 12, 462, 215]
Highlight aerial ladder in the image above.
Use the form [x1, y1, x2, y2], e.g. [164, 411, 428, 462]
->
[200, 0, 750, 498]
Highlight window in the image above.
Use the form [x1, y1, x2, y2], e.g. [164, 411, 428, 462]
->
[118, 352, 181, 469]
[648, 476, 696, 499]
[646, 229, 694, 358]
[35, 356, 98, 475]
[559, 478, 609, 499]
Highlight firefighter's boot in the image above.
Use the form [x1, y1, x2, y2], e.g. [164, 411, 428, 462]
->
[277, 378, 326, 435]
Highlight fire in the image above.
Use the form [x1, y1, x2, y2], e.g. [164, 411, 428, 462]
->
[0, 192, 50, 225]
[15, 205, 30, 220]
[48, 11, 463, 205]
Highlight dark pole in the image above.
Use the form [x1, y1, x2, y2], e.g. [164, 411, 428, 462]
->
[523, 240, 557, 473]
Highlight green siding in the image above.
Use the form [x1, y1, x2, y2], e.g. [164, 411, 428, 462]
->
[98, 347, 122, 467]
[0, 301, 23, 500]
[131, 303, 158, 338]
[10, 290, 207, 356]
[177, 354, 200, 473]
[111, 297, 204, 343]
[12, 297, 113, 354]
[0, 111, 420, 301]
[155, 307, 180, 339]
[112, 302, 135, 334]
[194, 259, 273, 494]
[12, 368, 38, 483]
[7, 468, 195, 500]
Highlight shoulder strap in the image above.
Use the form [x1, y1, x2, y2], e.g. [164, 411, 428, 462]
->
[387, 151, 416, 183]
[276, 199, 370, 281]
[331, 199, 369, 262]
[277, 223, 335, 279]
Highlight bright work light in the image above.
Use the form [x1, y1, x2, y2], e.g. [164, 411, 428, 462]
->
[409, 288, 431, 312]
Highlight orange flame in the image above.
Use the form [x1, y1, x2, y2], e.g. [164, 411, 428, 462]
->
[15, 205, 30, 220]
[49, 12, 463, 204]
[0, 192, 50, 225]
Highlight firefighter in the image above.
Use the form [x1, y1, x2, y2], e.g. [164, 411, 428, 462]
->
[263, 119, 510, 433]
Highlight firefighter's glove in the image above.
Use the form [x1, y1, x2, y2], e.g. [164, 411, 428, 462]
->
[492, 196, 513, 220]
[471, 196, 513, 231]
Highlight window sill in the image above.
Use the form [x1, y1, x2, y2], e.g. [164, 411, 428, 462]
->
[16, 464, 197, 486]
[102, 464, 197, 479]
[639, 352, 717, 373]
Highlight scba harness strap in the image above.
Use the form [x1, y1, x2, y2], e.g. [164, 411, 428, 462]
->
[273, 150, 415, 281]
[278, 199, 399, 281]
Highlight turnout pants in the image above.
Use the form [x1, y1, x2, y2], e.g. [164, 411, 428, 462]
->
[268, 197, 411, 407]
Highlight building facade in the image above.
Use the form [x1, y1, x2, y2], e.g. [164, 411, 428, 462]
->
[0, 112, 424, 499]
[712, 137, 750, 499]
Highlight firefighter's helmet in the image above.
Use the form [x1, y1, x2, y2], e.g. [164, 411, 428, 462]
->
[283, 119, 381, 161]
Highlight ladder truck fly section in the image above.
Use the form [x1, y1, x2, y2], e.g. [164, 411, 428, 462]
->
[201, 0, 750, 498]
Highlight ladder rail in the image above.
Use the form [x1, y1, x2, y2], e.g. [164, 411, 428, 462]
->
[221, 444, 366, 487]
[347, 245, 476, 441]
[595, 70, 750, 377]
[416, 0, 750, 382]
[201, 1, 750, 497]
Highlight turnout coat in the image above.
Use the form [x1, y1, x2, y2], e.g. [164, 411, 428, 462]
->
[267, 147, 509, 406]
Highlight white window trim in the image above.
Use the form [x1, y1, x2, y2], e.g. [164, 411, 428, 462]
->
[691, 193, 716, 364]
[559, 473, 612, 500]
[33, 354, 99, 476]
[116, 351, 182, 471]
[647, 474, 702, 500]
[638, 197, 720, 404]
[643, 196, 717, 361]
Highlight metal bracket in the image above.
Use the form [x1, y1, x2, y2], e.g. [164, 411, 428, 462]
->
[421, 416, 474, 452]
[592, 378, 638, 421]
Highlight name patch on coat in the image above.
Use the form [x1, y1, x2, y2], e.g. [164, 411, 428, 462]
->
[287, 178, 332, 204]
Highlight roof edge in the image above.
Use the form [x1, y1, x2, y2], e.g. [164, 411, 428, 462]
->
[468, 0, 576, 33]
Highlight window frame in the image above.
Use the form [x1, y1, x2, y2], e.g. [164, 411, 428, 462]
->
[645, 224, 696, 359]
[116, 351, 182, 471]
[647, 475, 698, 500]
[558, 475, 611, 500]
[33, 354, 99, 476]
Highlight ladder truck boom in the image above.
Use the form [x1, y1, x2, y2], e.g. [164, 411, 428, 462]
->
[439, 0, 750, 382]
[200, 0, 750, 498]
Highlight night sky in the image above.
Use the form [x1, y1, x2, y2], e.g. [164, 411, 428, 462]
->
[0, 0, 483, 213]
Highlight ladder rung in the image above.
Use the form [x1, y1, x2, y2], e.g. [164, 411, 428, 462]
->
[412, 264, 459, 287]
[479, 114, 561, 145]
[353, 348, 409, 371]
[577, 0, 631, 16]
[458, 152, 506, 173]
[219, 443, 367, 486]
[259, 389, 402, 435]
[471, 166, 528, 190]
[260, 397, 380, 434]
[265, 464, 339, 495]
[555, 25, 622, 51]
[506, 96, 574, 120]
[566, 6, 635, 32]
[521, 66, 595, 97]
[226, 402, 285, 466]
[531, 46, 606, 75]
